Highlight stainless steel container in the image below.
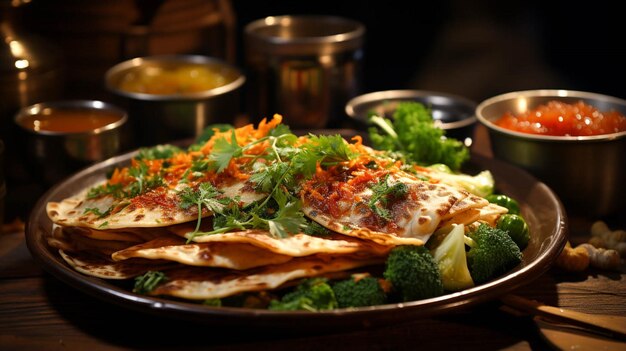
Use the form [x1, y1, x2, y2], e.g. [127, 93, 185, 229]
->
[476, 89, 626, 217]
[105, 55, 245, 147]
[14, 100, 128, 185]
[345, 90, 477, 144]
[244, 15, 365, 129]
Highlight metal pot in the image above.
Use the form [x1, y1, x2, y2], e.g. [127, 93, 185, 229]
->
[476, 89, 626, 217]
[105, 54, 245, 147]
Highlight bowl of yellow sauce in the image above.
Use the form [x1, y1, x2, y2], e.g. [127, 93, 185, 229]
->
[105, 55, 245, 146]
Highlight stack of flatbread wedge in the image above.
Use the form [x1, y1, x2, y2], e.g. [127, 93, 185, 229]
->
[45, 115, 507, 304]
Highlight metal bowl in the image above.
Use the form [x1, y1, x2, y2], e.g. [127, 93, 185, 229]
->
[475, 89, 626, 217]
[105, 55, 245, 147]
[14, 100, 128, 186]
[345, 90, 477, 143]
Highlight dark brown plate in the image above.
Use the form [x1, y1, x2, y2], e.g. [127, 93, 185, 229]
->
[25, 147, 567, 330]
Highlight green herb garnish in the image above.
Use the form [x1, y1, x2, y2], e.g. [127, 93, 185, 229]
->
[368, 101, 469, 171]
[368, 173, 408, 220]
[133, 271, 168, 294]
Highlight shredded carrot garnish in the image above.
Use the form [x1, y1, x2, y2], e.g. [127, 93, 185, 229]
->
[254, 114, 283, 139]
[108, 168, 130, 185]
[351, 135, 363, 146]
[145, 159, 163, 174]
[224, 160, 250, 181]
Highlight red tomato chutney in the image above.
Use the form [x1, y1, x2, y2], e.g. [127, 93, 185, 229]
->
[494, 100, 626, 136]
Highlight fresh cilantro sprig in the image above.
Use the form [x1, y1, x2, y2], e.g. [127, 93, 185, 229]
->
[87, 183, 124, 199]
[178, 124, 362, 241]
[178, 182, 238, 235]
[368, 173, 408, 220]
[209, 129, 243, 172]
[127, 161, 164, 198]
[190, 190, 307, 240]
[135, 144, 182, 161]
[83, 206, 111, 218]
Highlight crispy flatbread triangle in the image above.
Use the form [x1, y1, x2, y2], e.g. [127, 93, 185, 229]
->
[111, 236, 294, 270]
[58, 249, 175, 279]
[149, 254, 385, 300]
[168, 225, 393, 257]
[112, 228, 392, 270]
[47, 226, 138, 257]
[301, 168, 489, 246]
[46, 179, 264, 230]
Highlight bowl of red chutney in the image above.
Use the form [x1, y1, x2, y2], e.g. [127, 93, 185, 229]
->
[475, 89, 626, 217]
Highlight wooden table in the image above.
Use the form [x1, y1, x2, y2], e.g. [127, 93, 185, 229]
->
[1, 126, 624, 351]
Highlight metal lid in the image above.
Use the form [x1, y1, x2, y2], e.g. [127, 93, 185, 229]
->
[245, 15, 365, 56]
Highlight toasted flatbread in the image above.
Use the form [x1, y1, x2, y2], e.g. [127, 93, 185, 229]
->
[111, 236, 294, 270]
[301, 166, 490, 246]
[149, 254, 384, 300]
[58, 249, 174, 279]
[46, 179, 264, 230]
[168, 225, 393, 258]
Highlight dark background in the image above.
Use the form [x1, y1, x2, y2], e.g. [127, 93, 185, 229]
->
[233, 0, 626, 103]
[18, 0, 626, 104]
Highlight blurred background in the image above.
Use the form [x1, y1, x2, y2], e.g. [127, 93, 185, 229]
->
[16, 0, 626, 102]
[2, 0, 625, 221]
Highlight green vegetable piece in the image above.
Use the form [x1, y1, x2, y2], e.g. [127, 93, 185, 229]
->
[202, 298, 222, 307]
[497, 214, 530, 250]
[485, 194, 520, 215]
[268, 278, 338, 311]
[133, 271, 167, 294]
[466, 223, 522, 284]
[383, 245, 443, 301]
[427, 164, 495, 197]
[368, 174, 408, 220]
[135, 144, 183, 160]
[429, 224, 475, 291]
[368, 101, 470, 171]
[332, 275, 387, 308]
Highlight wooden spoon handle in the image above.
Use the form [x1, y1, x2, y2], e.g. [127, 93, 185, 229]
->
[500, 294, 626, 339]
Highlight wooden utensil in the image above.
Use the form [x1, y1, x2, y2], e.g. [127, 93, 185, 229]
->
[500, 294, 626, 339]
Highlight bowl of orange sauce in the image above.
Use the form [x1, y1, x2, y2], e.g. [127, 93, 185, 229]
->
[476, 89, 626, 217]
[15, 100, 128, 185]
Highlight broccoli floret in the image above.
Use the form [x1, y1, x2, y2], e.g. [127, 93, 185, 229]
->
[332, 274, 387, 308]
[428, 224, 475, 291]
[383, 245, 444, 301]
[268, 278, 337, 311]
[465, 223, 523, 284]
